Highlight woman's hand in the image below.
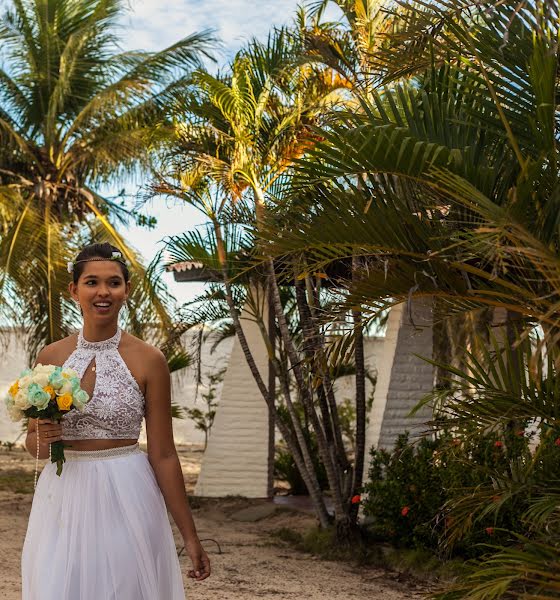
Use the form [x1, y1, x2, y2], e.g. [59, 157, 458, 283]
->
[36, 419, 63, 445]
[185, 539, 211, 581]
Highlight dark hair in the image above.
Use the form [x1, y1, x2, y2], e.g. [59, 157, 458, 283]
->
[72, 243, 130, 284]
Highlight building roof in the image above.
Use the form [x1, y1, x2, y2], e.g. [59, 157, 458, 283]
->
[165, 261, 221, 283]
[166, 258, 353, 287]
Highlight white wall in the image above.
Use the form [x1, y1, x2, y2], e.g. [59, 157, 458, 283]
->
[195, 316, 388, 498]
[0, 328, 29, 444]
[194, 301, 271, 497]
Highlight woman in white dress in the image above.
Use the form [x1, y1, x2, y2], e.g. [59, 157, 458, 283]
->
[21, 242, 210, 599]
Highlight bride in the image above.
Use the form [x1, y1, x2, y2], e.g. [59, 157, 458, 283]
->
[21, 242, 210, 599]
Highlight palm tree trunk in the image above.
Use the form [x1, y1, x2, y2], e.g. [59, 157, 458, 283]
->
[293, 277, 343, 500]
[267, 285, 276, 498]
[267, 258, 346, 521]
[294, 276, 351, 480]
[350, 299, 366, 521]
[301, 275, 350, 473]
[249, 286, 330, 510]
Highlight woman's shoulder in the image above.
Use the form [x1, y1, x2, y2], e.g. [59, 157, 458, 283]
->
[35, 333, 78, 367]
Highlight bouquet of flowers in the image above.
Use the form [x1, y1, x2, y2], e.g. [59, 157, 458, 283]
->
[4, 364, 89, 476]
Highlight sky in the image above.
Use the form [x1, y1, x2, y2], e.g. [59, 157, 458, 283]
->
[118, 0, 317, 305]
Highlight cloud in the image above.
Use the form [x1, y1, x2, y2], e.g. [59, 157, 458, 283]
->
[120, 0, 303, 55]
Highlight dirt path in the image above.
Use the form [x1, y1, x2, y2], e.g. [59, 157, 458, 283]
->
[0, 445, 424, 600]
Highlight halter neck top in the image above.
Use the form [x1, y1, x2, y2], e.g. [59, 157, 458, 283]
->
[61, 327, 145, 440]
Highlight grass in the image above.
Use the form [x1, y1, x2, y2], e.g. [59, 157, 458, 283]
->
[270, 524, 466, 584]
[270, 525, 366, 562]
[380, 547, 468, 582]
[0, 469, 36, 494]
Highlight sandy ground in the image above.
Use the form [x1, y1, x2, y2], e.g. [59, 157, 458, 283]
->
[0, 445, 425, 600]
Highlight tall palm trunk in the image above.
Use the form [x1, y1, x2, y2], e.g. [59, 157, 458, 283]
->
[266, 259, 347, 524]
[350, 256, 366, 523]
[297, 275, 350, 473]
[267, 286, 276, 498]
[294, 272, 363, 539]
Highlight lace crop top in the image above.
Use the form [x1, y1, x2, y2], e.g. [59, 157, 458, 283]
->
[61, 327, 145, 440]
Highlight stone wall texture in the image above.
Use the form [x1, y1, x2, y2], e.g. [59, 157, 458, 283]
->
[376, 299, 434, 451]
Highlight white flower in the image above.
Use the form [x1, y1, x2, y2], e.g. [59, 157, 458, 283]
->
[23, 364, 55, 389]
[14, 389, 31, 410]
[67, 261, 74, 273]
[58, 380, 73, 395]
[31, 371, 50, 388]
[18, 374, 32, 390]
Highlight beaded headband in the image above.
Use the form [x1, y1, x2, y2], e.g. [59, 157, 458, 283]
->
[67, 252, 125, 274]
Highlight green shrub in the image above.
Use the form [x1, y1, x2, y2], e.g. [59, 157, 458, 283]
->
[361, 426, 558, 558]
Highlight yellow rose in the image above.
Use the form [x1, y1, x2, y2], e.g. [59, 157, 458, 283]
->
[56, 393, 73, 411]
[43, 385, 55, 399]
[8, 381, 19, 397]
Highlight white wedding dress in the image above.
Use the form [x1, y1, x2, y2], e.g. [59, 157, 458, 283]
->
[21, 328, 186, 600]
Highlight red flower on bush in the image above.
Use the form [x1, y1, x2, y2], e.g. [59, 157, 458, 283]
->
[485, 527, 494, 536]
[401, 506, 410, 517]
[515, 429, 525, 437]
[494, 441, 504, 448]
[555, 438, 560, 447]
[351, 494, 361, 504]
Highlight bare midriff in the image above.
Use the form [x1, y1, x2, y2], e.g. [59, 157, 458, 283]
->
[62, 439, 139, 451]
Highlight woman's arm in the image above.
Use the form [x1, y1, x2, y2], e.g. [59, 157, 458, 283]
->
[144, 348, 210, 581]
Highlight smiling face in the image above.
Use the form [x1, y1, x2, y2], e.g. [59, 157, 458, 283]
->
[68, 259, 130, 322]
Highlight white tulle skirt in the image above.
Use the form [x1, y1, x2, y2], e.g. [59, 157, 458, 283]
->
[21, 443, 186, 600]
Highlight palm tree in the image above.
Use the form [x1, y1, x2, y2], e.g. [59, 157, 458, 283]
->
[304, 1, 402, 520]
[158, 21, 375, 533]
[306, 0, 395, 91]
[270, 0, 559, 344]
[0, 0, 214, 358]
